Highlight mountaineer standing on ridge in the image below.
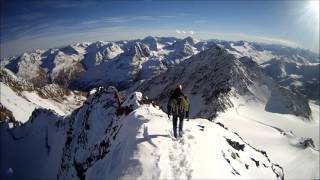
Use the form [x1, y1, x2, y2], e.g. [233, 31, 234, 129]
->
[167, 84, 190, 138]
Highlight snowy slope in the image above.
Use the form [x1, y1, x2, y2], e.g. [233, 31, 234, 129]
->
[0, 82, 84, 123]
[0, 82, 37, 122]
[107, 106, 283, 179]
[0, 69, 85, 123]
[1, 88, 284, 180]
[216, 95, 319, 179]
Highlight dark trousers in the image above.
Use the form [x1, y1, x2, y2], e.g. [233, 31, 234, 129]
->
[172, 114, 184, 135]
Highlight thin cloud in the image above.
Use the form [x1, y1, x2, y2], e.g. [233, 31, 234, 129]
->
[3, 15, 157, 42]
[175, 29, 194, 35]
[17, 13, 45, 21]
[32, 1, 97, 9]
[54, 1, 97, 8]
[159, 15, 176, 18]
[196, 31, 299, 47]
[194, 20, 208, 24]
[3, 14, 178, 44]
[104, 17, 129, 23]
[0, 25, 127, 58]
[81, 15, 159, 25]
[133, 16, 155, 21]
[0, 27, 176, 58]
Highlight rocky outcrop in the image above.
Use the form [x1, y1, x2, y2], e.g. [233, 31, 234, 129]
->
[0, 103, 20, 127]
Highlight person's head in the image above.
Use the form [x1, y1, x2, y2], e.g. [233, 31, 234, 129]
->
[176, 84, 182, 92]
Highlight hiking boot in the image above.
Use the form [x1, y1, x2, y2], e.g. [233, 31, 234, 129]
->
[178, 130, 183, 137]
[173, 131, 178, 138]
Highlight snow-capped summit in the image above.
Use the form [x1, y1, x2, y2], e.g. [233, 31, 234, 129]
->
[142, 36, 159, 51]
[167, 37, 198, 62]
[82, 41, 123, 70]
[127, 42, 151, 58]
[103, 42, 123, 59]
[59, 45, 82, 55]
[181, 36, 198, 46]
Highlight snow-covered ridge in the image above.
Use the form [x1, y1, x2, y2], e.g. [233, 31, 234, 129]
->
[0, 88, 285, 179]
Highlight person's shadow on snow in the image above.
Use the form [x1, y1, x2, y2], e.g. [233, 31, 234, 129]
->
[136, 126, 170, 147]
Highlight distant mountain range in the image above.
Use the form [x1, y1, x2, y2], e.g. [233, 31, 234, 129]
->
[1, 36, 318, 120]
[1, 36, 319, 179]
[1, 36, 318, 98]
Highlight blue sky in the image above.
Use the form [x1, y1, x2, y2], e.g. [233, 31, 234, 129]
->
[1, 0, 319, 58]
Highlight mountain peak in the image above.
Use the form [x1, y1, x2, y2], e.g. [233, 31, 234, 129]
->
[142, 36, 159, 51]
[182, 36, 197, 45]
[128, 42, 151, 58]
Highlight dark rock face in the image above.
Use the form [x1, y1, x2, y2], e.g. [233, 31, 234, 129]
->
[129, 42, 151, 58]
[265, 86, 311, 118]
[226, 138, 245, 151]
[262, 59, 320, 102]
[142, 36, 159, 51]
[52, 61, 85, 87]
[297, 138, 315, 149]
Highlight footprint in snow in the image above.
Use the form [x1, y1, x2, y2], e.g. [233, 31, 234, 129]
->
[187, 134, 194, 140]
[197, 125, 205, 131]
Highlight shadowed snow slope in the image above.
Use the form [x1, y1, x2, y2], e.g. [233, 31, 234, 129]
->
[1, 89, 284, 180]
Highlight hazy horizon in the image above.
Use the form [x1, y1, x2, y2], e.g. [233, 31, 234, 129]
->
[1, 0, 319, 58]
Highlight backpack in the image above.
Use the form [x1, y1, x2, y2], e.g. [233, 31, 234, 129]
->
[170, 95, 189, 115]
